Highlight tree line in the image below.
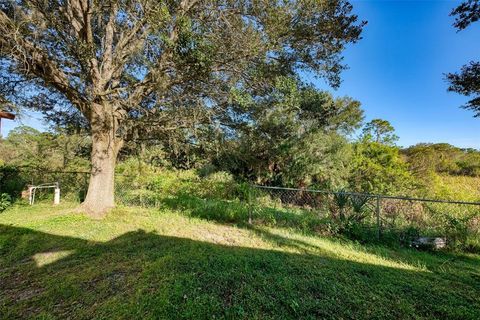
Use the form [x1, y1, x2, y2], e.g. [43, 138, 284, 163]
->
[0, 0, 478, 216]
[2, 103, 479, 201]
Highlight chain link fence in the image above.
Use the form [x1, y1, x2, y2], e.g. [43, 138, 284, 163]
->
[2, 169, 90, 203]
[250, 185, 480, 248]
[7, 170, 480, 249]
[10, 170, 157, 206]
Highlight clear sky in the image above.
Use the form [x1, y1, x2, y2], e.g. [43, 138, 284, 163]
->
[311, 0, 480, 148]
[2, 0, 479, 148]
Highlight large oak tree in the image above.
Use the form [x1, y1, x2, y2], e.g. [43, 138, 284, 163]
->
[0, 0, 364, 217]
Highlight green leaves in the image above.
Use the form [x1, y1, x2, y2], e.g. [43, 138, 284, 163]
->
[448, 1, 480, 117]
[0, 193, 11, 212]
[350, 141, 415, 195]
[361, 119, 399, 145]
[218, 76, 362, 188]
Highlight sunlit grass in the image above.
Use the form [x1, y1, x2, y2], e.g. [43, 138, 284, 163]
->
[1, 203, 479, 319]
[33, 250, 75, 267]
[433, 174, 480, 201]
[0, 203, 427, 271]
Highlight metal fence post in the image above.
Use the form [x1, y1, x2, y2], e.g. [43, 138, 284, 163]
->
[248, 186, 253, 225]
[54, 182, 60, 205]
[376, 195, 381, 240]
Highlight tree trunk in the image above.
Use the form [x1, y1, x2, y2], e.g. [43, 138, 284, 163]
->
[81, 104, 123, 218]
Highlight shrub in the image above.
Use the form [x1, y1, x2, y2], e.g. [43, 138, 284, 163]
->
[0, 164, 25, 200]
[441, 213, 478, 251]
[201, 171, 237, 200]
[333, 191, 349, 221]
[349, 194, 370, 222]
[197, 163, 218, 178]
[0, 193, 12, 212]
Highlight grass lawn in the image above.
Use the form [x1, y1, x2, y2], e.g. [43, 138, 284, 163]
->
[1, 203, 479, 319]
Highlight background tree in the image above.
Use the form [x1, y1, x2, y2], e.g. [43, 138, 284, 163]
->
[361, 119, 398, 145]
[447, 0, 480, 116]
[212, 76, 364, 188]
[0, 126, 90, 170]
[350, 119, 415, 194]
[403, 143, 480, 178]
[0, 0, 365, 216]
[349, 141, 415, 195]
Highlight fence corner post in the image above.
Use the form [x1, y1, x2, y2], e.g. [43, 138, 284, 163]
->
[28, 186, 33, 205]
[376, 195, 381, 240]
[54, 182, 60, 205]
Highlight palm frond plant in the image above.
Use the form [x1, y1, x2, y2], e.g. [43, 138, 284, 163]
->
[334, 190, 350, 222]
[350, 195, 370, 223]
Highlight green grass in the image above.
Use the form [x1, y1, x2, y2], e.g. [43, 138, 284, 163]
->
[1, 203, 479, 319]
[432, 174, 480, 201]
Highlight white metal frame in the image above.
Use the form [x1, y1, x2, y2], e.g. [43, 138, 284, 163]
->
[29, 182, 60, 205]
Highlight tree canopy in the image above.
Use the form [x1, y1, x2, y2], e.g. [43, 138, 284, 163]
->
[211, 76, 363, 188]
[447, 0, 480, 116]
[361, 119, 398, 145]
[0, 0, 365, 216]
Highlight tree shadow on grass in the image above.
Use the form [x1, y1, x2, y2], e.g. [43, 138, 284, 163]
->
[1, 224, 479, 320]
[159, 194, 480, 274]
[248, 224, 480, 292]
[358, 243, 480, 286]
[160, 193, 325, 232]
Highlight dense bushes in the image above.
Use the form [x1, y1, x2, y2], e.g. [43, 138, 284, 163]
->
[1, 157, 478, 251]
[403, 143, 480, 178]
[111, 162, 480, 252]
[0, 164, 25, 212]
[0, 126, 90, 172]
[2, 124, 479, 204]
[349, 141, 417, 195]
[0, 193, 11, 212]
[0, 164, 26, 203]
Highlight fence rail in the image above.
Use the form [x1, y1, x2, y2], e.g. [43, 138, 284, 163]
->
[4, 169, 479, 249]
[253, 185, 480, 206]
[250, 185, 480, 246]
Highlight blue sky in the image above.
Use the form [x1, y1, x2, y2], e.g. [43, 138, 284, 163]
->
[311, 0, 480, 148]
[2, 0, 480, 148]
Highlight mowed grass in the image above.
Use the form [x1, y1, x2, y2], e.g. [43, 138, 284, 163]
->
[1, 203, 479, 319]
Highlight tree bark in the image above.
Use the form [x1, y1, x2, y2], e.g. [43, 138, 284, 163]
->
[81, 104, 123, 218]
